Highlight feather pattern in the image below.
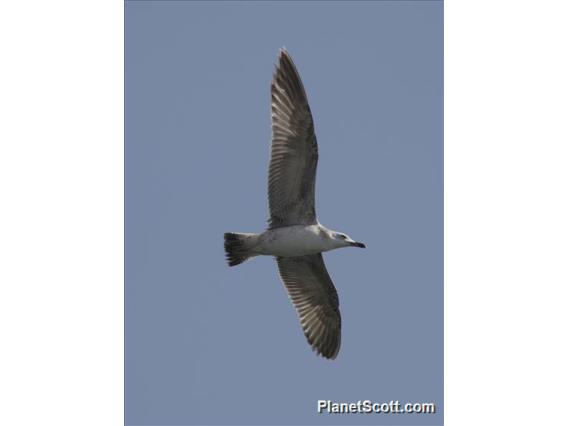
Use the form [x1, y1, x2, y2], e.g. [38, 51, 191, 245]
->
[276, 254, 341, 359]
[268, 49, 318, 229]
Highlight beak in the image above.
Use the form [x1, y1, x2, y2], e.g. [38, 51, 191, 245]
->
[351, 242, 366, 248]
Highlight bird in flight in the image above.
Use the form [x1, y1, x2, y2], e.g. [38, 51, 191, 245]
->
[224, 48, 365, 360]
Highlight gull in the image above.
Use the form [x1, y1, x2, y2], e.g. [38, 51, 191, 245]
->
[224, 49, 365, 360]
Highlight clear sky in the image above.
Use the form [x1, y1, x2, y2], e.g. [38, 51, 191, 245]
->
[125, 1, 443, 425]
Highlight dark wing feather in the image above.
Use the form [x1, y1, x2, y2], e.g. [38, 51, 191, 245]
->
[268, 49, 318, 229]
[276, 254, 341, 359]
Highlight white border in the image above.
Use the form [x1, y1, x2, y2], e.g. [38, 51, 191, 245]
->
[0, 1, 123, 425]
[1, 1, 568, 425]
[446, 1, 568, 425]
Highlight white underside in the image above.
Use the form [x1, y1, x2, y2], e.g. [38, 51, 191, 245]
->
[255, 224, 336, 257]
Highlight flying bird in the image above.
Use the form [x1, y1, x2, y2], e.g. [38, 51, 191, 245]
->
[224, 49, 365, 360]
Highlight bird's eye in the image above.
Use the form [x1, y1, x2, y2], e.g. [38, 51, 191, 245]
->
[340, 234, 347, 239]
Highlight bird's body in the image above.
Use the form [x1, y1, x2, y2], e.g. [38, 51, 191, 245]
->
[234, 224, 361, 259]
[224, 49, 365, 360]
[257, 224, 338, 257]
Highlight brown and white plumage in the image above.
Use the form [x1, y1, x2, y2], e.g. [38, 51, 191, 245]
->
[277, 254, 341, 359]
[223, 48, 365, 361]
[269, 49, 341, 359]
[268, 49, 318, 229]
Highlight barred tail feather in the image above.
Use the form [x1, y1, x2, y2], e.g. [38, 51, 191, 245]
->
[224, 232, 257, 266]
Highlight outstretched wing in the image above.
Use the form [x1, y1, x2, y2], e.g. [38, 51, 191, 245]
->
[268, 49, 318, 229]
[276, 254, 341, 359]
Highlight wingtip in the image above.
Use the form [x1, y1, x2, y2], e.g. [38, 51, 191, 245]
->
[273, 48, 292, 82]
[315, 346, 340, 361]
[307, 331, 341, 361]
[278, 47, 292, 62]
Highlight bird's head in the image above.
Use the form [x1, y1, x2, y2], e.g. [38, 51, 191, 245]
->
[330, 231, 366, 249]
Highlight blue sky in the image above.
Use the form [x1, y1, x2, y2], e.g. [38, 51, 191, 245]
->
[126, 1, 443, 425]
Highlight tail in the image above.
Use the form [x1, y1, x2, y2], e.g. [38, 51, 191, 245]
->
[224, 232, 258, 266]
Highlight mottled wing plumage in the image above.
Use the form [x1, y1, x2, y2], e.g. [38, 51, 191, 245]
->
[276, 254, 341, 359]
[268, 49, 318, 229]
